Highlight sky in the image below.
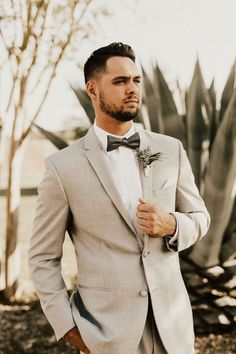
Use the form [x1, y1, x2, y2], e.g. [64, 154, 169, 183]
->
[36, 0, 236, 129]
[96, 0, 236, 91]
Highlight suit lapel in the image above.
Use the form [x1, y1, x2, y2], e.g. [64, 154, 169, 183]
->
[83, 128, 138, 237]
[138, 131, 156, 249]
[138, 131, 154, 201]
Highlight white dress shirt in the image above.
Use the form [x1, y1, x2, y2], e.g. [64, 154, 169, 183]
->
[93, 120, 142, 234]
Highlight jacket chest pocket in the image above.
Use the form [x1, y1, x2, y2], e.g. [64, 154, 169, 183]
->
[153, 178, 176, 211]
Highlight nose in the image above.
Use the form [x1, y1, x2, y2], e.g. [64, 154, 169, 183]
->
[126, 80, 139, 95]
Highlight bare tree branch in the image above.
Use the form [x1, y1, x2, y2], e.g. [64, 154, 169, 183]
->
[19, 0, 92, 145]
[11, 0, 18, 50]
[20, 1, 46, 51]
[17, 4, 50, 106]
[5, 1, 49, 121]
[24, 0, 78, 95]
[0, 27, 10, 56]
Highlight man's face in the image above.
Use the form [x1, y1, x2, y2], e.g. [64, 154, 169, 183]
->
[95, 56, 142, 122]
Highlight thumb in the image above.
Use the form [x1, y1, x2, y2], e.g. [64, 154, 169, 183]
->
[139, 197, 149, 204]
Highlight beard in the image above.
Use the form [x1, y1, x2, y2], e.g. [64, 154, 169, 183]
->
[99, 94, 140, 122]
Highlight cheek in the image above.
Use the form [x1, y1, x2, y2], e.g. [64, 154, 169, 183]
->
[103, 88, 123, 100]
[139, 89, 142, 100]
[109, 90, 121, 99]
[108, 90, 125, 106]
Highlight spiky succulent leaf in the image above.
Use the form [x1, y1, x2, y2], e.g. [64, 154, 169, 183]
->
[153, 64, 187, 147]
[219, 61, 236, 123]
[189, 88, 236, 267]
[33, 124, 68, 150]
[186, 60, 213, 190]
[142, 66, 164, 133]
[73, 87, 95, 124]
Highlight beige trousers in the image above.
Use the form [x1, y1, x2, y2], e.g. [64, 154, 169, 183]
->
[135, 297, 167, 354]
[81, 297, 167, 354]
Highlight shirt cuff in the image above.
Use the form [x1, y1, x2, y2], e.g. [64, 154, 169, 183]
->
[165, 213, 178, 251]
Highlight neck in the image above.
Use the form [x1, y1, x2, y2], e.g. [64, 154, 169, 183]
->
[96, 116, 133, 136]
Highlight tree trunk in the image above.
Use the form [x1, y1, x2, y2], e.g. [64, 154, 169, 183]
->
[1, 136, 27, 298]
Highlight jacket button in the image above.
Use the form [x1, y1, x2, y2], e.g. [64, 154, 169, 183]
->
[142, 250, 150, 258]
[139, 290, 148, 297]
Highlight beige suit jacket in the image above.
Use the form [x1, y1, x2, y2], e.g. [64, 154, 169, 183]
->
[29, 128, 210, 354]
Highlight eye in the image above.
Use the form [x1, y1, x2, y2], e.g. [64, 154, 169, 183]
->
[134, 78, 141, 84]
[114, 79, 126, 84]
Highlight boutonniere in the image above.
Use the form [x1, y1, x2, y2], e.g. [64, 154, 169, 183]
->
[136, 147, 165, 177]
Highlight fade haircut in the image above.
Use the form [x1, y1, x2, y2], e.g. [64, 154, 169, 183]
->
[84, 42, 136, 83]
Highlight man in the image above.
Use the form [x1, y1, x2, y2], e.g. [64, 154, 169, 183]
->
[29, 42, 210, 354]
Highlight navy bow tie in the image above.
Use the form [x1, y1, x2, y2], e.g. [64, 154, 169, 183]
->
[106, 132, 140, 152]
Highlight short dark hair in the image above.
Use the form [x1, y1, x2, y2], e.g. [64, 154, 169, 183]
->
[84, 42, 136, 83]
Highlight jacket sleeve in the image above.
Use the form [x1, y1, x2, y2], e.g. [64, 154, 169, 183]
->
[167, 140, 210, 252]
[28, 157, 76, 340]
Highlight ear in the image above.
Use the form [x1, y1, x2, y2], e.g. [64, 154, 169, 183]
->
[86, 81, 97, 99]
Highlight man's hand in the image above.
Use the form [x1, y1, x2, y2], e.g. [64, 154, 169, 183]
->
[136, 198, 176, 237]
[64, 326, 90, 354]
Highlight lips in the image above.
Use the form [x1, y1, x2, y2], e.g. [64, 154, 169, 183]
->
[124, 98, 139, 104]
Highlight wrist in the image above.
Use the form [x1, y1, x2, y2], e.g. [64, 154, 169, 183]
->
[168, 213, 177, 236]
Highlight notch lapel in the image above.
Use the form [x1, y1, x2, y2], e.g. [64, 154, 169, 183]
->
[138, 131, 154, 201]
[83, 128, 138, 238]
[138, 131, 156, 249]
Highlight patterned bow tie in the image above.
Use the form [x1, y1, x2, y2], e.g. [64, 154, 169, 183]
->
[106, 132, 140, 152]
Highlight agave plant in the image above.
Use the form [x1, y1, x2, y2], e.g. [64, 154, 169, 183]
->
[142, 66, 164, 133]
[33, 124, 69, 150]
[208, 80, 218, 151]
[71, 86, 95, 125]
[220, 198, 236, 263]
[219, 61, 236, 123]
[186, 61, 213, 191]
[153, 63, 187, 147]
[189, 88, 236, 267]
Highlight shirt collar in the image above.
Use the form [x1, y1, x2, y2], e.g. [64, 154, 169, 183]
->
[93, 119, 136, 153]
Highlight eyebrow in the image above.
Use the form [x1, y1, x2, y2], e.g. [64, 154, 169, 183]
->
[111, 75, 142, 82]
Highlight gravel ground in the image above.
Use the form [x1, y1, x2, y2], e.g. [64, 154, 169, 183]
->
[0, 300, 236, 354]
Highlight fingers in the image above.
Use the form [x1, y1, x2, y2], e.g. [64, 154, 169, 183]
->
[137, 199, 159, 227]
[136, 198, 163, 237]
[137, 219, 159, 236]
[137, 213, 159, 235]
[136, 211, 149, 219]
[138, 225, 150, 234]
[136, 211, 157, 224]
[138, 197, 147, 203]
[137, 200, 157, 213]
[64, 327, 90, 353]
[137, 217, 150, 227]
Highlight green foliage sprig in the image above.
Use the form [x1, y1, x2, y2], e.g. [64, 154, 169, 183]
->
[136, 147, 164, 176]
